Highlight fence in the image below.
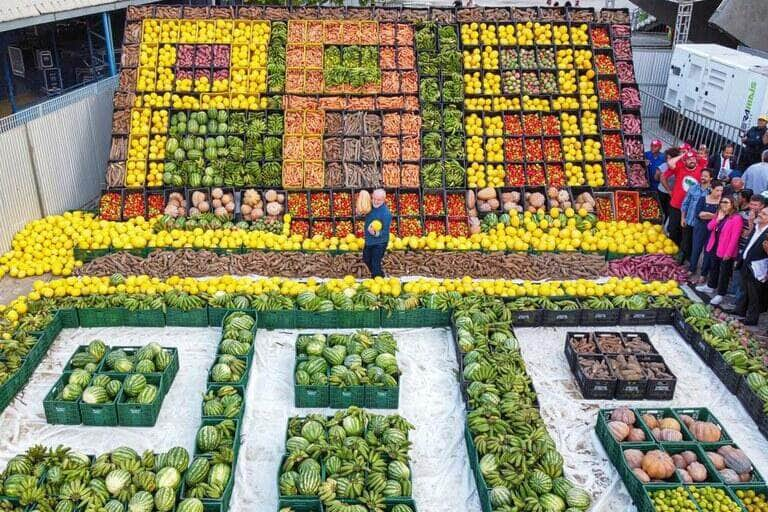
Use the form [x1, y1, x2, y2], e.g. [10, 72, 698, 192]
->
[0, 76, 117, 252]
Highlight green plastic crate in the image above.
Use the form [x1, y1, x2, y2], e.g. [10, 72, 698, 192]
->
[56, 308, 80, 328]
[79, 396, 119, 426]
[0, 376, 20, 411]
[78, 307, 126, 327]
[639, 485, 696, 512]
[277, 455, 323, 509]
[329, 385, 365, 409]
[672, 407, 732, 444]
[699, 442, 765, 484]
[336, 309, 380, 329]
[160, 347, 179, 394]
[688, 484, 744, 512]
[124, 309, 166, 327]
[165, 308, 209, 327]
[259, 309, 296, 329]
[277, 499, 323, 512]
[294, 358, 329, 408]
[295, 310, 339, 329]
[365, 383, 399, 409]
[660, 443, 721, 485]
[731, 485, 768, 509]
[636, 407, 696, 443]
[464, 421, 478, 470]
[207, 356, 249, 388]
[383, 497, 417, 510]
[44, 372, 81, 425]
[381, 308, 450, 328]
[595, 408, 654, 464]
[202, 384, 246, 420]
[209, 308, 258, 328]
[117, 374, 164, 427]
[63, 345, 96, 372]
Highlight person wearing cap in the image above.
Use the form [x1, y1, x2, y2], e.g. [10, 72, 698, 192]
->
[662, 149, 706, 248]
[741, 115, 768, 168]
[742, 149, 768, 196]
[644, 140, 665, 191]
[697, 144, 709, 168]
[656, 147, 681, 224]
[708, 144, 737, 182]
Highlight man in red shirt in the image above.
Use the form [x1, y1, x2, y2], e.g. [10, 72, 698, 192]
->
[661, 149, 705, 248]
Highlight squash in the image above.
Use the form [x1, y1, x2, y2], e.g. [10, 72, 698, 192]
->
[198, 201, 210, 213]
[681, 451, 697, 466]
[676, 469, 692, 484]
[632, 468, 650, 484]
[466, 190, 476, 209]
[192, 191, 206, 207]
[477, 187, 496, 201]
[641, 450, 676, 480]
[678, 414, 695, 429]
[608, 421, 630, 442]
[706, 452, 726, 470]
[356, 190, 372, 215]
[718, 469, 740, 484]
[717, 446, 752, 474]
[687, 462, 707, 482]
[624, 449, 644, 469]
[739, 472, 752, 483]
[658, 418, 680, 431]
[689, 421, 721, 442]
[656, 429, 683, 442]
[610, 407, 636, 425]
[672, 455, 686, 469]
[627, 429, 645, 442]
[264, 189, 277, 202]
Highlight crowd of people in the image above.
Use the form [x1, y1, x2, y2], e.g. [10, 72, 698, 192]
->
[645, 116, 768, 328]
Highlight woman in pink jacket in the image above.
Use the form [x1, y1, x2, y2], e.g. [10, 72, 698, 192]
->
[695, 195, 743, 305]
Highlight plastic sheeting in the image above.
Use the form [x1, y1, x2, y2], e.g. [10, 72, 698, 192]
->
[231, 327, 480, 512]
[516, 325, 768, 512]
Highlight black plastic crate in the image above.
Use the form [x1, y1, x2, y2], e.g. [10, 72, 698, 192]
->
[736, 379, 766, 426]
[605, 355, 647, 400]
[509, 309, 542, 327]
[690, 331, 713, 365]
[542, 308, 581, 327]
[581, 308, 620, 326]
[574, 354, 616, 399]
[673, 309, 692, 340]
[641, 355, 676, 400]
[620, 332, 657, 355]
[709, 349, 741, 394]
[619, 308, 658, 325]
[564, 332, 596, 371]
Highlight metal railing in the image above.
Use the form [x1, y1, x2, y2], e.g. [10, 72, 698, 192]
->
[0, 75, 118, 135]
[639, 87, 744, 161]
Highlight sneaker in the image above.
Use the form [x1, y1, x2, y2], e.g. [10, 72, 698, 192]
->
[695, 284, 715, 294]
[710, 295, 724, 306]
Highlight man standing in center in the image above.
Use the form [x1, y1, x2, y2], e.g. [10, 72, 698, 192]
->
[662, 149, 705, 249]
[363, 189, 392, 278]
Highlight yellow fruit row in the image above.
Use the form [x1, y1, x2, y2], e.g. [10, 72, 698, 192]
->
[141, 19, 270, 45]
[461, 22, 590, 47]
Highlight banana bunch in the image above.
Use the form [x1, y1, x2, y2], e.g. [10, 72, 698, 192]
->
[163, 290, 205, 311]
[119, 294, 166, 311]
[582, 296, 614, 310]
[249, 291, 293, 311]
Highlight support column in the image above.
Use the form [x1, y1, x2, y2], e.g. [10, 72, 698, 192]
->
[102, 11, 117, 77]
[0, 36, 17, 113]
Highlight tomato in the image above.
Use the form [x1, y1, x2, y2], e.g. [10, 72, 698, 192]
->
[598, 79, 619, 101]
[524, 138, 543, 161]
[399, 193, 420, 216]
[424, 193, 445, 216]
[448, 219, 469, 237]
[446, 193, 467, 217]
[603, 134, 624, 158]
[542, 114, 560, 136]
[99, 192, 122, 221]
[523, 113, 542, 136]
[506, 164, 525, 186]
[591, 27, 610, 48]
[332, 192, 352, 217]
[311, 219, 333, 237]
[504, 138, 523, 161]
[616, 191, 639, 223]
[503, 114, 522, 135]
[546, 163, 565, 187]
[600, 108, 620, 130]
[147, 194, 165, 217]
[291, 219, 310, 237]
[122, 192, 146, 219]
[335, 219, 353, 238]
[398, 217, 422, 237]
[526, 163, 546, 186]
[425, 218, 446, 235]
[310, 192, 331, 217]
[639, 195, 662, 221]
[288, 193, 309, 217]
[606, 161, 629, 187]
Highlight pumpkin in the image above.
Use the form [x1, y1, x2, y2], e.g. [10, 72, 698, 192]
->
[356, 190, 372, 215]
[466, 190, 476, 209]
[266, 202, 282, 216]
[687, 462, 707, 482]
[676, 469, 692, 484]
[717, 446, 752, 474]
[264, 189, 277, 202]
[689, 421, 721, 443]
[672, 455, 686, 469]
[681, 451, 697, 466]
[608, 421, 630, 442]
[641, 414, 659, 430]
[626, 428, 645, 442]
[678, 414, 695, 429]
[659, 418, 680, 431]
[477, 187, 496, 201]
[706, 452, 726, 470]
[718, 469, 740, 484]
[212, 188, 223, 199]
[656, 429, 683, 442]
[632, 468, 650, 484]
[611, 407, 636, 425]
[739, 472, 753, 483]
[624, 449, 644, 469]
[641, 450, 676, 480]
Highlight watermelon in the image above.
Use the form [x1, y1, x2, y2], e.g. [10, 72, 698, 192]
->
[70, 352, 96, 369]
[382, 480, 402, 497]
[60, 384, 83, 401]
[154, 487, 175, 512]
[298, 459, 320, 475]
[188, 119, 199, 134]
[135, 385, 158, 404]
[211, 364, 232, 382]
[6, 456, 31, 475]
[156, 467, 181, 489]
[490, 487, 512, 507]
[185, 457, 210, 485]
[113, 358, 134, 373]
[196, 426, 221, 452]
[124, 374, 147, 397]
[208, 463, 231, 488]
[324, 455, 341, 475]
[565, 487, 591, 509]
[529, 469, 553, 494]
[388, 461, 410, 481]
[300, 420, 324, 442]
[342, 415, 363, 436]
[392, 506, 414, 512]
[747, 372, 766, 391]
[81, 386, 109, 404]
[106, 469, 131, 495]
[295, 370, 310, 386]
[92, 375, 111, 388]
[128, 491, 153, 512]
[105, 379, 122, 399]
[551, 477, 574, 499]
[155, 350, 172, 371]
[111, 447, 138, 466]
[68, 369, 92, 388]
[381, 427, 406, 446]
[166, 138, 179, 153]
[102, 501, 124, 512]
[176, 498, 203, 512]
[540, 493, 566, 512]
[88, 340, 107, 360]
[135, 360, 155, 373]
[304, 357, 327, 376]
[164, 447, 190, 473]
[286, 437, 310, 454]
[297, 471, 320, 495]
[187, 149, 203, 160]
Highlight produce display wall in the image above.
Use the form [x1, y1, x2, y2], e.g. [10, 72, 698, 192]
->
[103, 4, 658, 237]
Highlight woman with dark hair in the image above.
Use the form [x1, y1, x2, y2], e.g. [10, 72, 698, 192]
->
[690, 179, 723, 278]
[696, 195, 744, 305]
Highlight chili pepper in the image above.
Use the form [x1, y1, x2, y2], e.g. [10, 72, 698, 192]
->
[399, 193, 420, 216]
[639, 195, 662, 221]
[546, 163, 565, 187]
[425, 218, 446, 235]
[603, 134, 624, 158]
[504, 114, 522, 135]
[616, 192, 639, 223]
[399, 217, 422, 237]
[523, 113, 542, 136]
[524, 138, 543, 161]
[506, 164, 525, 186]
[595, 196, 614, 222]
[544, 139, 562, 162]
[288, 193, 309, 217]
[598, 80, 619, 101]
[147, 194, 165, 217]
[291, 219, 310, 237]
[606, 161, 629, 187]
[447, 193, 467, 217]
[99, 192, 121, 221]
[310, 192, 331, 217]
[332, 192, 352, 217]
[526, 163, 545, 186]
[424, 193, 445, 216]
[591, 27, 610, 48]
[311, 220, 334, 238]
[600, 108, 620, 130]
[504, 138, 523, 161]
[448, 219, 469, 237]
[595, 54, 616, 75]
[335, 219, 353, 238]
[354, 220, 365, 238]
[542, 114, 560, 136]
[123, 192, 146, 219]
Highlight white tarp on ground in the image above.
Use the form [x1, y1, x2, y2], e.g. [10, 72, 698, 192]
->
[1, 323, 767, 512]
[516, 325, 768, 512]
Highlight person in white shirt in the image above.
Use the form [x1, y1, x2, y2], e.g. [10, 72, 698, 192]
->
[732, 202, 768, 324]
[742, 149, 768, 195]
[708, 144, 737, 182]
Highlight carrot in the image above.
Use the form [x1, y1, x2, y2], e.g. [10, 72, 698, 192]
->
[347, 97, 374, 110]
[284, 136, 302, 160]
[380, 47, 396, 70]
[401, 136, 420, 161]
[286, 70, 304, 94]
[401, 113, 421, 135]
[305, 70, 323, 93]
[304, 45, 323, 68]
[286, 46, 304, 68]
[383, 113, 401, 136]
[404, 96, 419, 111]
[396, 24, 414, 46]
[304, 162, 325, 188]
[397, 47, 415, 69]
[400, 71, 418, 94]
[304, 110, 324, 134]
[324, 22, 342, 44]
[302, 136, 322, 159]
[306, 21, 323, 43]
[401, 164, 420, 187]
[341, 22, 360, 45]
[360, 21, 379, 44]
[319, 96, 343, 110]
[287, 21, 306, 43]
[382, 137, 400, 161]
[282, 162, 303, 189]
[383, 163, 401, 187]
[285, 111, 303, 134]
[288, 95, 319, 110]
[381, 71, 400, 94]
[380, 23, 396, 45]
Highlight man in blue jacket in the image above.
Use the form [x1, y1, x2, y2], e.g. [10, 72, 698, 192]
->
[741, 114, 768, 168]
[363, 189, 392, 278]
